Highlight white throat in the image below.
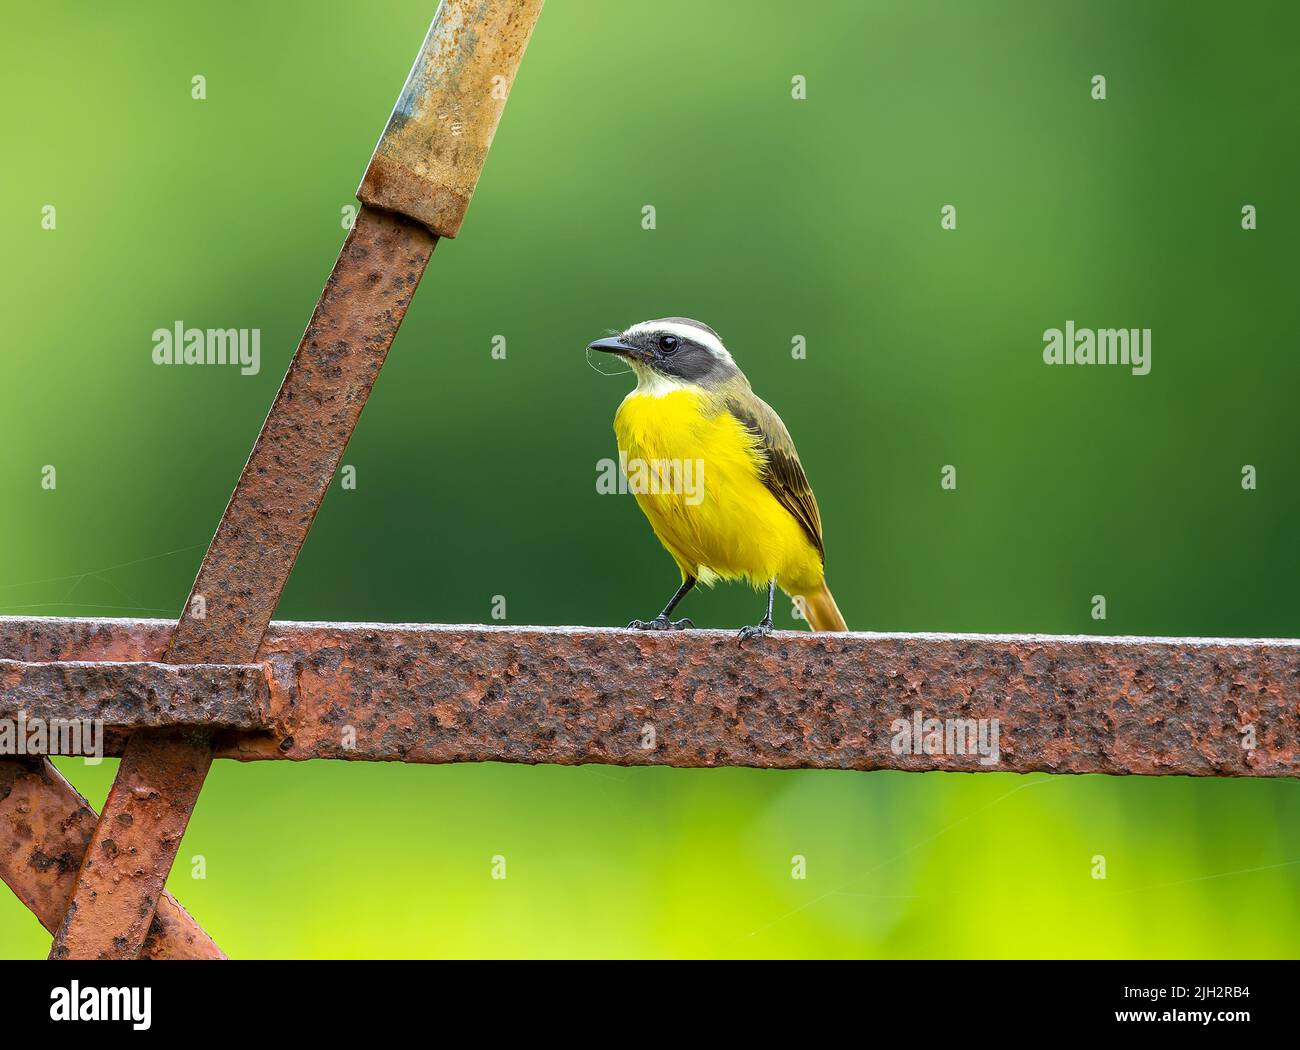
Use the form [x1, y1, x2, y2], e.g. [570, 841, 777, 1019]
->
[629, 361, 696, 398]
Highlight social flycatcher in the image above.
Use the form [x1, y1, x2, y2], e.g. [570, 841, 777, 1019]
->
[590, 317, 847, 639]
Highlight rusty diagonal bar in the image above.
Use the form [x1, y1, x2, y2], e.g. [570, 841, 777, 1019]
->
[43, 1, 544, 959]
[47, 206, 436, 962]
[0, 759, 226, 959]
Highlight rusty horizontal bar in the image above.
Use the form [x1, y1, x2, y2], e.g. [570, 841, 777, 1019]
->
[2, 616, 1296, 777]
[0, 758, 225, 959]
[0, 659, 269, 729]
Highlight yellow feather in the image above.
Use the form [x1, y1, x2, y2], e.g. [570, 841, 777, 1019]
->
[614, 388, 825, 596]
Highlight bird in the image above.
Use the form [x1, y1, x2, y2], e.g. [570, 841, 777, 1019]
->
[589, 317, 847, 639]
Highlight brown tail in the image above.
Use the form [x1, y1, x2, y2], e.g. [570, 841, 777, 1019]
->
[801, 580, 847, 632]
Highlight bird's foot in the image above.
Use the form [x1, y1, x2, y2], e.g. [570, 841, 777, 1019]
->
[737, 618, 773, 645]
[627, 615, 694, 631]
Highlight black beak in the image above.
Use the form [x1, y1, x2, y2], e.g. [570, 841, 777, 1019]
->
[588, 337, 638, 359]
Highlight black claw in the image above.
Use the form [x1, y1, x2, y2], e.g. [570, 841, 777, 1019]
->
[628, 616, 693, 631]
[737, 619, 773, 645]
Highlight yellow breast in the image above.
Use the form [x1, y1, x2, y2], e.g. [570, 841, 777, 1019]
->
[613, 388, 824, 593]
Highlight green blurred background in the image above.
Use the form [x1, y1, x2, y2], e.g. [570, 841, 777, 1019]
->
[3, 0, 1298, 957]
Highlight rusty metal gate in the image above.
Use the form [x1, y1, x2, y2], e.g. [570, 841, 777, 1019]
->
[2, 1, 1298, 959]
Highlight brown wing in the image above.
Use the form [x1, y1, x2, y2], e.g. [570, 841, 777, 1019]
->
[724, 391, 825, 563]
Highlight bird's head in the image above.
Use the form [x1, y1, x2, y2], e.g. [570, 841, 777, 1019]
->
[588, 317, 739, 390]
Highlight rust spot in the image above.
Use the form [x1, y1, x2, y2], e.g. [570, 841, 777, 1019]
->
[29, 849, 59, 873]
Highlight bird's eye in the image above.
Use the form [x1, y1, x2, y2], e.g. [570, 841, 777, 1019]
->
[658, 335, 680, 353]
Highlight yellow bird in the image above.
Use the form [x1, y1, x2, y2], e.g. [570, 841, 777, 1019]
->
[590, 317, 847, 639]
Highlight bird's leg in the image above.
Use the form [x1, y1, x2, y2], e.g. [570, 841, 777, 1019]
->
[628, 576, 696, 631]
[738, 579, 776, 643]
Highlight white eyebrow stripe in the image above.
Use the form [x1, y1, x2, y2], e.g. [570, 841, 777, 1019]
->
[624, 320, 732, 362]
